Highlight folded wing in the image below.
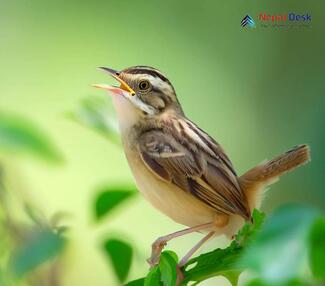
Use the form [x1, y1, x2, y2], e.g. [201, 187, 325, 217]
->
[138, 119, 250, 220]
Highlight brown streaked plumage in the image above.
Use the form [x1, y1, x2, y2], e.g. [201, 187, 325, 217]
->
[93, 65, 311, 274]
[138, 117, 251, 220]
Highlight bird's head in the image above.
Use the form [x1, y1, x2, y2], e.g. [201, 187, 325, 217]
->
[93, 66, 183, 126]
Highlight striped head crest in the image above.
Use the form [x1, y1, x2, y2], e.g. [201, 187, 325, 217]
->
[93, 65, 184, 128]
[118, 66, 183, 115]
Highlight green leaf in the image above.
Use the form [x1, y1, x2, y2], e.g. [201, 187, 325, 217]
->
[144, 266, 162, 286]
[0, 113, 62, 162]
[245, 278, 269, 286]
[309, 216, 325, 279]
[95, 187, 136, 221]
[246, 278, 307, 286]
[11, 229, 66, 276]
[103, 238, 133, 283]
[159, 251, 178, 286]
[181, 242, 242, 285]
[240, 205, 320, 284]
[223, 271, 241, 286]
[70, 96, 120, 145]
[235, 209, 266, 246]
[124, 278, 145, 286]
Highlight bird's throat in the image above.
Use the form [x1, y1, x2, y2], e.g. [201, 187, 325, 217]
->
[111, 94, 141, 132]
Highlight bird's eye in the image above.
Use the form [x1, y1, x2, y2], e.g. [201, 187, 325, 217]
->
[138, 80, 151, 91]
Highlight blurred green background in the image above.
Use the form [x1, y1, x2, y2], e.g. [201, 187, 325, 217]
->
[0, 0, 324, 285]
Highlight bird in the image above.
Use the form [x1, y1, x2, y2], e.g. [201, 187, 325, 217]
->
[93, 65, 310, 269]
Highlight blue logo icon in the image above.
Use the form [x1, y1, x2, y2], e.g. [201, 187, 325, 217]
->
[241, 15, 255, 28]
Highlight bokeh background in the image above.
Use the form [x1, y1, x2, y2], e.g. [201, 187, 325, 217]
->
[0, 0, 324, 285]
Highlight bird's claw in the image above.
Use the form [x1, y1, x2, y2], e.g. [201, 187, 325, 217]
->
[147, 238, 185, 284]
[147, 238, 167, 268]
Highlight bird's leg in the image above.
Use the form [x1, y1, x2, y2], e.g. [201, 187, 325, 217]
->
[147, 222, 214, 267]
[174, 216, 229, 284]
[176, 231, 215, 285]
[178, 231, 215, 268]
[176, 266, 185, 285]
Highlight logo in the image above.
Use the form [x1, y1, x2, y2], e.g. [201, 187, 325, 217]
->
[241, 15, 256, 28]
[241, 13, 311, 29]
[259, 13, 311, 22]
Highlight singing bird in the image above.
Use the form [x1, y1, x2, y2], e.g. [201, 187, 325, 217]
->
[93, 66, 310, 268]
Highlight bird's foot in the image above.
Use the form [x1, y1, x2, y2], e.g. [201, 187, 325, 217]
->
[147, 237, 167, 268]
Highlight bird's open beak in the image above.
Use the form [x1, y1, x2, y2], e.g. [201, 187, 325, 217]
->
[92, 67, 135, 96]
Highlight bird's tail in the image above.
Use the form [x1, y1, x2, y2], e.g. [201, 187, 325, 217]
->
[239, 144, 311, 211]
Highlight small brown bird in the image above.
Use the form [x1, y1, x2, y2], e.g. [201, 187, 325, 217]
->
[93, 66, 310, 268]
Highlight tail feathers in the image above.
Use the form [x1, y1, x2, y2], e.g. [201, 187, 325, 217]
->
[239, 144, 310, 211]
[242, 144, 310, 183]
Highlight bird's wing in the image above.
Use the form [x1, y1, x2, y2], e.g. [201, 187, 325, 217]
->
[138, 118, 250, 219]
